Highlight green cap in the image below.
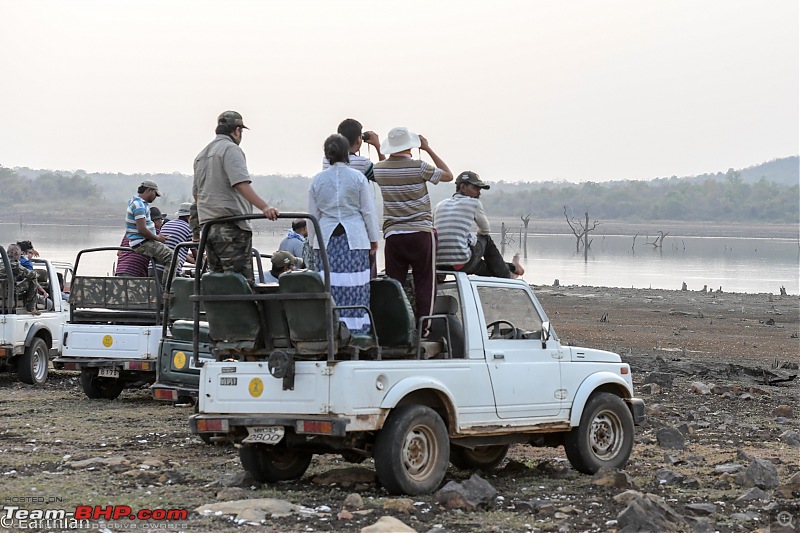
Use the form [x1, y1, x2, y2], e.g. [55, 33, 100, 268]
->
[217, 111, 249, 130]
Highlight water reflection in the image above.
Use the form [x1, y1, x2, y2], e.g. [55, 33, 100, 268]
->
[2, 222, 797, 294]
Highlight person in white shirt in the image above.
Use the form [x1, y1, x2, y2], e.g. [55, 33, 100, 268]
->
[308, 134, 380, 334]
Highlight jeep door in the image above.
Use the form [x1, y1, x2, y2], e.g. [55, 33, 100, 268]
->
[475, 282, 562, 418]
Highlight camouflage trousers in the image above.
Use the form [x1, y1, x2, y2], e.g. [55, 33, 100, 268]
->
[206, 222, 253, 282]
[16, 279, 37, 310]
[134, 240, 173, 284]
[189, 202, 200, 242]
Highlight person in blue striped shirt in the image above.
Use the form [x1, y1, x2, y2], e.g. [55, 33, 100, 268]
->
[125, 180, 172, 285]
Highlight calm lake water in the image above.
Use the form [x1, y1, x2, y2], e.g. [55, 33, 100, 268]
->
[2, 222, 797, 295]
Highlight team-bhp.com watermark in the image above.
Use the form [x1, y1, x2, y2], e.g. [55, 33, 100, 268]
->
[1, 503, 189, 530]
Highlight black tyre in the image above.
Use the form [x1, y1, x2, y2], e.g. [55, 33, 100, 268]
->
[17, 338, 49, 385]
[374, 405, 450, 495]
[564, 392, 634, 474]
[450, 444, 509, 471]
[239, 445, 312, 482]
[79, 369, 125, 400]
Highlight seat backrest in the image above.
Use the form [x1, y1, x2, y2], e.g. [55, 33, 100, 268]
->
[254, 284, 290, 349]
[279, 271, 336, 355]
[427, 294, 465, 357]
[370, 278, 416, 347]
[201, 272, 260, 344]
[170, 277, 206, 321]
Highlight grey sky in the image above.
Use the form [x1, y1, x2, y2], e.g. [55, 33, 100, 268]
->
[1, 0, 797, 182]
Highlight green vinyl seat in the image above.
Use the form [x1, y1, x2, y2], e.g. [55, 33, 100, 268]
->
[370, 277, 417, 356]
[201, 272, 262, 354]
[169, 277, 209, 343]
[278, 270, 374, 358]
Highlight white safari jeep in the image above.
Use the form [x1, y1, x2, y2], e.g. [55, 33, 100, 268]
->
[0, 247, 73, 385]
[189, 221, 644, 495]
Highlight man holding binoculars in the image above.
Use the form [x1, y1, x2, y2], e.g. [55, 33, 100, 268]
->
[322, 118, 385, 181]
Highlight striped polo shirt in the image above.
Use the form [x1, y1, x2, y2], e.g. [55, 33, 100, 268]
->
[373, 159, 443, 236]
[125, 195, 154, 247]
[322, 153, 375, 181]
[433, 194, 482, 266]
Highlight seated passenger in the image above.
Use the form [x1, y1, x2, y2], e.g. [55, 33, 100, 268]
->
[1, 244, 39, 315]
[434, 171, 524, 279]
[261, 251, 296, 284]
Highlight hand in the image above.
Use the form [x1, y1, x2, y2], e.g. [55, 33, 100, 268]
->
[419, 134, 430, 152]
[28, 248, 40, 258]
[262, 205, 279, 221]
[369, 241, 378, 256]
[37, 285, 47, 296]
[364, 131, 380, 148]
[156, 234, 167, 243]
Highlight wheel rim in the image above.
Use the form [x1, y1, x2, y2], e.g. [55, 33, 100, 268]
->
[589, 409, 624, 460]
[402, 424, 438, 480]
[33, 346, 47, 382]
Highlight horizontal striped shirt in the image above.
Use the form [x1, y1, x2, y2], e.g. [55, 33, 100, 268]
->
[434, 194, 483, 266]
[373, 159, 442, 236]
[156, 218, 193, 273]
[322, 153, 375, 181]
[125, 195, 154, 247]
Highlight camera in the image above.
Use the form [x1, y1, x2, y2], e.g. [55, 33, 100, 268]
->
[361, 132, 370, 141]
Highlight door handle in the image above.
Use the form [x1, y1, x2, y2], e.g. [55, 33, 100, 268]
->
[493, 353, 505, 360]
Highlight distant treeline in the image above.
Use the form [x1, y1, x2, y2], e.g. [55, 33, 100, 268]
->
[1, 156, 797, 223]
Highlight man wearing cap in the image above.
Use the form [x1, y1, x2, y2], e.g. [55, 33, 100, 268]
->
[278, 219, 311, 269]
[373, 127, 453, 321]
[193, 110, 279, 282]
[261, 251, 296, 284]
[434, 171, 524, 279]
[159, 202, 194, 275]
[124, 182, 173, 281]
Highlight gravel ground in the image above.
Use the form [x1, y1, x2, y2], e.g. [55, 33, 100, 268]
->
[0, 285, 798, 532]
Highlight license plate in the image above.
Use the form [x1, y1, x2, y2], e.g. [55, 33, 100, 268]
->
[220, 376, 238, 386]
[98, 368, 119, 379]
[242, 426, 285, 445]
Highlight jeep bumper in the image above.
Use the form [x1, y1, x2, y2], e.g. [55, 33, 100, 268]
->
[625, 398, 646, 425]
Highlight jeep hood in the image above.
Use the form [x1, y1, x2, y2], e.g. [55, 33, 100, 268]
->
[568, 347, 622, 363]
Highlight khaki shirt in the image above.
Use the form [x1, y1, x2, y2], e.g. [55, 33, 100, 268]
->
[193, 134, 254, 232]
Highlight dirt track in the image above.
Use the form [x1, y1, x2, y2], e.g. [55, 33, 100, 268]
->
[0, 284, 798, 532]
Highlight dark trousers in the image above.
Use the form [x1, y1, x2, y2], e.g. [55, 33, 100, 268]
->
[384, 232, 436, 321]
[462, 234, 513, 278]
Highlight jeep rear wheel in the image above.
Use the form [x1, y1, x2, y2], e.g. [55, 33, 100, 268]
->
[450, 444, 509, 471]
[239, 445, 312, 482]
[18, 338, 49, 385]
[564, 392, 634, 474]
[374, 405, 450, 495]
[80, 369, 125, 400]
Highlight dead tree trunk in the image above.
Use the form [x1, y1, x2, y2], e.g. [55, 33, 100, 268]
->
[646, 231, 670, 248]
[520, 214, 531, 259]
[564, 206, 601, 258]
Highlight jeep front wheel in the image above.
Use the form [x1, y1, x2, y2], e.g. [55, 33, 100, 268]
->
[239, 445, 312, 482]
[564, 392, 634, 474]
[450, 444, 509, 471]
[374, 405, 450, 495]
[18, 338, 49, 385]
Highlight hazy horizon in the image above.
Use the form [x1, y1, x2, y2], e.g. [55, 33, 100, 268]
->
[1, 1, 797, 183]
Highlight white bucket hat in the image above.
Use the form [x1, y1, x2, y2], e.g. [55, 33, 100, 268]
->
[380, 127, 421, 155]
[175, 202, 192, 217]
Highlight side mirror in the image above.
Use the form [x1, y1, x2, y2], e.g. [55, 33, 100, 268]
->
[541, 321, 551, 349]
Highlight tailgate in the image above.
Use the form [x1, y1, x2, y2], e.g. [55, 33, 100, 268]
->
[199, 360, 330, 415]
[63, 325, 161, 360]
